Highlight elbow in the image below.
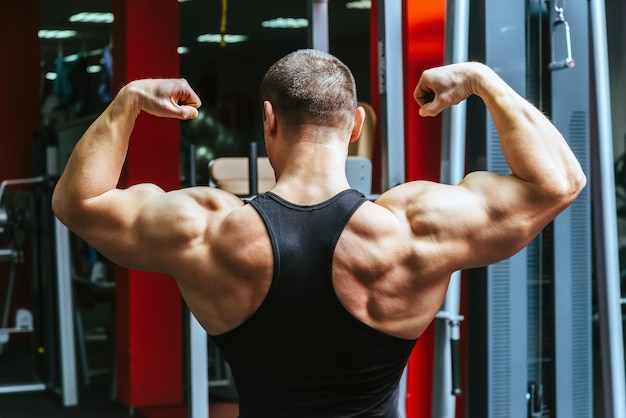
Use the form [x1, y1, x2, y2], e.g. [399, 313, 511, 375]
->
[553, 165, 587, 208]
[51, 184, 76, 227]
[51, 185, 66, 224]
[573, 169, 587, 196]
[566, 165, 587, 202]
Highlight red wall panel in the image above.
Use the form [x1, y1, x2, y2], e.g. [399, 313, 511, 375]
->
[0, 0, 41, 338]
[112, 0, 183, 408]
[402, 1, 446, 417]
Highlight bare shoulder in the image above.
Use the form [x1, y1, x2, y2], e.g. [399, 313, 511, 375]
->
[118, 186, 245, 273]
[163, 186, 245, 213]
[338, 200, 420, 275]
[374, 180, 465, 217]
[334, 197, 452, 339]
[370, 180, 488, 275]
[143, 186, 245, 236]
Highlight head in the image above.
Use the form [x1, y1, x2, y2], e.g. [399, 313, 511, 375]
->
[260, 49, 360, 137]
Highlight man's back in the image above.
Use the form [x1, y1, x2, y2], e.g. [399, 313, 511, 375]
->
[173, 185, 453, 342]
[209, 189, 416, 417]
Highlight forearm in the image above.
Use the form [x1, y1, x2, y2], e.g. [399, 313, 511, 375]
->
[52, 85, 140, 219]
[471, 63, 586, 196]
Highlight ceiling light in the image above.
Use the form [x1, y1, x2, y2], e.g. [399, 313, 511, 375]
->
[177, 46, 190, 54]
[262, 18, 308, 29]
[69, 12, 114, 23]
[45, 72, 57, 81]
[346, 0, 371, 9]
[64, 53, 81, 62]
[38, 30, 77, 39]
[196, 34, 248, 44]
[86, 65, 102, 74]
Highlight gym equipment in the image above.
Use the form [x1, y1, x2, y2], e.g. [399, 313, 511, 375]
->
[308, 0, 329, 52]
[550, 1, 593, 415]
[0, 177, 78, 406]
[589, 0, 626, 416]
[548, 0, 575, 71]
[186, 144, 210, 418]
[432, 0, 469, 417]
[465, 1, 596, 417]
[378, 0, 405, 191]
[209, 156, 373, 198]
[616, 136, 626, 219]
[0, 179, 40, 352]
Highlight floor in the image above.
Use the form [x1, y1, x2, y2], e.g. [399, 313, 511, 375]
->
[0, 306, 239, 418]
[0, 376, 239, 418]
[1, 375, 133, 418]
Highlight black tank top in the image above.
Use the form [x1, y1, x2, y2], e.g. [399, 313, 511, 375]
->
[211, 189, 417, 418]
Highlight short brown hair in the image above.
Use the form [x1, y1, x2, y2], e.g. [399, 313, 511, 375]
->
[260, 49, 358, 130]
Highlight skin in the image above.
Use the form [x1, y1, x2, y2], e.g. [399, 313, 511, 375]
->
[52, 62, 586, 340]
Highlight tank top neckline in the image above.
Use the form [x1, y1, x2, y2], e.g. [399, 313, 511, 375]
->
[263, 189, 360, 211]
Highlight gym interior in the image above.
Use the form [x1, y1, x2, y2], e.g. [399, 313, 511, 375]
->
[1, 0, 625, 417]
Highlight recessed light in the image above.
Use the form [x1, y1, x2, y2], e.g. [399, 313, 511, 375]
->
[45, 72, 57, 81]
[38, 30, 77, 39]
[69, 12, 114, 23]
[177, 46, 190, 54]
[63, 53, 82, 62]
[196, 34, 248, 44]
[261, 18, 308, 29]
[87, 65, 102, 74]
[346, 0, 371, 9]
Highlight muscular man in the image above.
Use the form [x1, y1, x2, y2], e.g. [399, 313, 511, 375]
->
[52, 49, 586, 417]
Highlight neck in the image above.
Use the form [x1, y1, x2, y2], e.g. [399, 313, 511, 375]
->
[270, 135, 351, 205]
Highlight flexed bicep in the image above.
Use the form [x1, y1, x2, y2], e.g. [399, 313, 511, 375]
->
[72, 184, 174, 272]
[378, 172, 558, 274]
[439, 172, 551, 270]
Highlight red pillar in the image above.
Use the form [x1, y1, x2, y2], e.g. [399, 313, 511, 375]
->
[0, 2, 40, 181]
[369, 1, 382, 194]
[402, 1, 446, 417]
[0, 0, 41, 325]
[112, 0, 184, 408]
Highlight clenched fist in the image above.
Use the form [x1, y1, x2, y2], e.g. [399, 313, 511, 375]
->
[123, 78, 202, 120]
[414, 62, 490, 117]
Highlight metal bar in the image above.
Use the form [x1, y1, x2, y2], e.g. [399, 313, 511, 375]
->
[0, 176, 45, 203]
[188, 144, 197, 188]
[378, 0, 405, 191]
[309, 0, 329, 52]
[550, 1, 593, 414]
[186, 143, 209, 418]
[589, 0, 626, 417]
[1, 259, 17, 329]
[54, 218, 78, 407]
[377, 3, 406, 414]
[0, 383, 46, 395]
[432, 0, 469, 417]
[188, 314, 209, 418]
[248, 142, 258, 197]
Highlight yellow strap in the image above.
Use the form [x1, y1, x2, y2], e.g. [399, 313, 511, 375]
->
[220, 0, 228, 47]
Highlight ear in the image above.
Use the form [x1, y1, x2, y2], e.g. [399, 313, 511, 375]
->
[263, 101, 277, 137]
[349, 106, 366, 143]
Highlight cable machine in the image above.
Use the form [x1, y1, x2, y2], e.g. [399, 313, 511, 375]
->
[0, 177, 78, 407]
[465, 0, 595, 417]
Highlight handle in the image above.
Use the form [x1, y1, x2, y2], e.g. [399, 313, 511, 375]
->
[449, 319, 462, 396]
[248, 142, 258, 197]
[549, 10, 575, 71]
